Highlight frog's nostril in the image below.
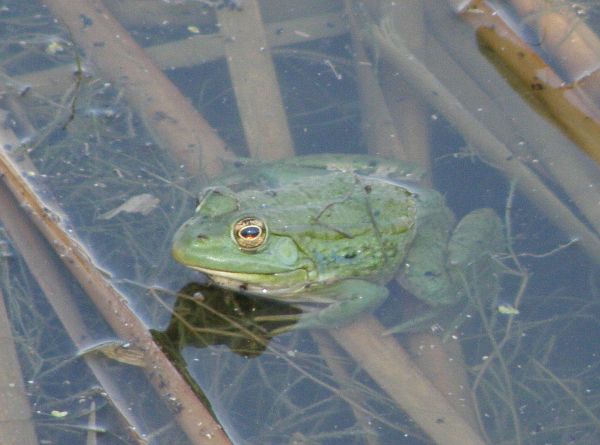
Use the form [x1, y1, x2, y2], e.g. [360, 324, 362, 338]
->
[196, 233, 208, 241]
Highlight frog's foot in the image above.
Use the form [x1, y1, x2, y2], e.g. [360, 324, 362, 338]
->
[448, 208, 505, 269]
[399, 206, 504, 309]
[257, 280, 389, 333]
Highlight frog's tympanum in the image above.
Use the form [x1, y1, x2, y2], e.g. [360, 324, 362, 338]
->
[172, 155, 504, 332]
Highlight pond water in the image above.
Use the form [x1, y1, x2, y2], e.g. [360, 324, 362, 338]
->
[0, 1, 599, 445]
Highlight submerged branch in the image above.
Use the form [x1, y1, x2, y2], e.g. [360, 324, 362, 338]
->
[0, 288, 38, 445]
[372, 19, 600, 264]
[0, 147, 232, 444]
[43, 0, 233, 179]
[331, 317, 487, 445]
[216, 1, 295, 159]
[451, 0, 600, 243]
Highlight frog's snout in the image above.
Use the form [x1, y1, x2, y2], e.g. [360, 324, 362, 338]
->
[172, 224, 198, 260]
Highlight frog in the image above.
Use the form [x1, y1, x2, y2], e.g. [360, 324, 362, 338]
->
[172, 154, 505, 333]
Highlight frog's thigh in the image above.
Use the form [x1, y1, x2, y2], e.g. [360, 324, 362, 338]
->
[298, 280, 388, 329]
[398, 219, 457, 306]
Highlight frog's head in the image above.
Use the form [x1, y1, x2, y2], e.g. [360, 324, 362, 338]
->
[172, 188, 313, 295]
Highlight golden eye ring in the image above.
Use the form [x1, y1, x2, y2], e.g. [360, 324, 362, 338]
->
[232, 217, 267, 250]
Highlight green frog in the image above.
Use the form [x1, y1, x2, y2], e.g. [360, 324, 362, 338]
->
[172, 154, 504, 332]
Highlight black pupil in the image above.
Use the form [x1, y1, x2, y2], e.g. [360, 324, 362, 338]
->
[240, 226, 260, 239]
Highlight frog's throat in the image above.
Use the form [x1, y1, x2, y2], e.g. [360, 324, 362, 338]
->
[190, 266, 309, 296]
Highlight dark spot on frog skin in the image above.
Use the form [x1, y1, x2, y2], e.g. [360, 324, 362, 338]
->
[364, 184, 372, 194]
[436, 418, 445, 424]
[344, 252, 357, 259]
[239, 283, 248, 291]
[196, 233, 208, 240]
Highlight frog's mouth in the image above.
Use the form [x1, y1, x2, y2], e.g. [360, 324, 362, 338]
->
[189, 266, 310, 297]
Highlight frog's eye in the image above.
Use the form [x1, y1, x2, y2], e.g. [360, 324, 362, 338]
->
[232, 217, 267, 250]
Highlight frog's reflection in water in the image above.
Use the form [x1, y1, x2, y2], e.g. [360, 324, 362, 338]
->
[152, 282, 301, 360]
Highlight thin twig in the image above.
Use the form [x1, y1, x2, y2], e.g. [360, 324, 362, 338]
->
[533, 359, 600, 429]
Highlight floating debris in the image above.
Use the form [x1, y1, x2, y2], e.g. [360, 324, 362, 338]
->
[99, 193, 160, 219]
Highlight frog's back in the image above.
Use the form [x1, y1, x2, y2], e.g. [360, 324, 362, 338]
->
[241, 171, 419, 284]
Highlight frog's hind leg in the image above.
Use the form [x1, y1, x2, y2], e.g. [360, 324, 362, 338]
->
[396, 194, 459, 307]
[447, 208, 505, 317]
[392, 206, 504, 335]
